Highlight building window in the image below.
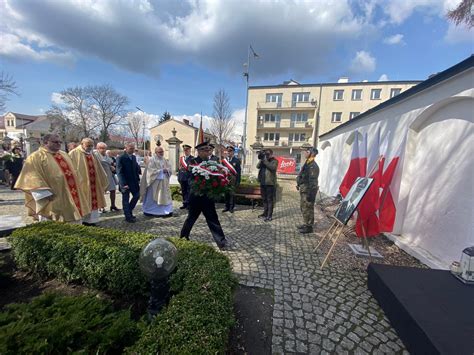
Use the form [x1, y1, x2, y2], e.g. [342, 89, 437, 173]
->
[390, 88, 401, 98]
[349, 112, 360, 120]
[333, 90, 344, 101]
[264, 113, 280, 122]
[371, 89, 382, 100]
[266, 93, 282, 103]
[263, 132, 280, 141]
[331, 112, 342, 123]
[352, 89, 362, 101]
[291, 112, 308, 122]
[292, 92, 310, 103]
[289, 133, 306, 142]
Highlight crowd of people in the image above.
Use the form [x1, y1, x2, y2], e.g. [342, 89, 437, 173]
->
[7, 133, 320, 248]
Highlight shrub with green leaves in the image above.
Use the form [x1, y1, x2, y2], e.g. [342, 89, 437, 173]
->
[170, 185, 183, 201]
[0, 293, 140, 354]
[8, 223, 236, 354]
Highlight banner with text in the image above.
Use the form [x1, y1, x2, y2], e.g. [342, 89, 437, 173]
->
[276, 156, 297, 174]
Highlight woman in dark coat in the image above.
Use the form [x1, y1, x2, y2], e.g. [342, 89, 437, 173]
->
[6, 147, 24, 190]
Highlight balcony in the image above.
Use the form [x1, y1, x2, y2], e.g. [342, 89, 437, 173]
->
[257, 120, 313, 130]
[261, 140, 305, 148]
[257, 100, 317, 110]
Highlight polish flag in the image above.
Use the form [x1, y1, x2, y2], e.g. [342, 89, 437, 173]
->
[355, 129, 383, 237]
[195, 114, 205, 147]
[379, 135, 406, 232]
[359, 132, 368, 177]
[339, 131, 361, 197]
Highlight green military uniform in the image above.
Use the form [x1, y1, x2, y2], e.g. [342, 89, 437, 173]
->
[296, 157, 320, 230]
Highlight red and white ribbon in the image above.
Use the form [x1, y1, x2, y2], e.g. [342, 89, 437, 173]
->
[179, 156, 188, 169]
[222, 158, 237, 176]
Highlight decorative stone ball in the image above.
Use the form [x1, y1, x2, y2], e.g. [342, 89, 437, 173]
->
[139, 238, 178, 280]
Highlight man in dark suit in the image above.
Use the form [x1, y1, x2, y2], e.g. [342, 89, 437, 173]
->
[177, 144, 194, 209]
[222, 146, 241, 213]
[117, 143, 141, 223]
[180, 141, 231, 250]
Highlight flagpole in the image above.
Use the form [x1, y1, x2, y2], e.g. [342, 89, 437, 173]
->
[242, 45, 250, 173]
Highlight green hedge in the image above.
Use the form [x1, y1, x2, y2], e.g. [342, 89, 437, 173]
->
[170, 185, 183, 201]
[8, 222, 236, 354]
[0, 293, 139, 354]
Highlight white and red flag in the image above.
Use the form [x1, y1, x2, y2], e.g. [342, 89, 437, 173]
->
[379, 135, 406, 233]
[359, 132, 368, 177]
[355, 128, 384, 237]
[195, 114, 205, 147]
[339, 131, 361, 197]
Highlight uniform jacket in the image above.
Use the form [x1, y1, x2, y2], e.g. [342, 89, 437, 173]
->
[178, 154, 194, 182]
[223, 156, 242, 185]
[296, 159, 319, 193]
[117, 153, 141, 193]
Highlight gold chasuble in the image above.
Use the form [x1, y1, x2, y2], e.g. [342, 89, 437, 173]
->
[14, 147, 87, 222]
[69, 146, 108, 215]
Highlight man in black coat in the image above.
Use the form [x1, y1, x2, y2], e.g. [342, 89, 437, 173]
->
[177, 144, 194, 209]
[180, 141, 231, 250]
[117, 143, 141, 223]
[222, 146, 241, 213]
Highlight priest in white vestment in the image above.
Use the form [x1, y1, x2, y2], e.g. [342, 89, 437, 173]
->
[140, 146, 173, 217]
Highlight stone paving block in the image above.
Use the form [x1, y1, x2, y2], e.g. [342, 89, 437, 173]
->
[0, 183, 411, 353]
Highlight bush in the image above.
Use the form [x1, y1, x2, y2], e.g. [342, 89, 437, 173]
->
[0, 293, 140, 354]
[170, 185, 183, 201]
[9, 223, 236, 354]
[10, 222, 152, 296]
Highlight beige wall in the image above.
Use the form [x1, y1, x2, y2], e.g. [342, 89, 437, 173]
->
[317, 83, 418, 134]
[245, 81, 420, 157]
[149, 119, 214, 159]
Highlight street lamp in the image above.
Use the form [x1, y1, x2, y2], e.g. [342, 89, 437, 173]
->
[242, 45, 259, 173]
[136, 106, 146, 155]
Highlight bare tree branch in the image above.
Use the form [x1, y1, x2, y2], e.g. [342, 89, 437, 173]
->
[56, 86, 99, 138]
[447, 0, 473, 28]
[210, 89, 235, 148]
[88, 84, 129, 141]
[0, 72, 19, 112]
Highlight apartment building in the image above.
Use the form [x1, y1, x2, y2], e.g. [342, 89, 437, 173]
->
[245, 78, 421, 167]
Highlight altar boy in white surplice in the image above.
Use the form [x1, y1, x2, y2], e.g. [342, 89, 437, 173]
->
[140, 146, 173, 217]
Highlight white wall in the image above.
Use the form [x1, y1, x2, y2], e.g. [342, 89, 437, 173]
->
[318, 68, 474, 269]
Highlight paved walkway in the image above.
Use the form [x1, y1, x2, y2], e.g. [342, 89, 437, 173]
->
[1, 183, 408, 354]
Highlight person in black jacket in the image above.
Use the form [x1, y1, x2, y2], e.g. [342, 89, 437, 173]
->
[117, 143, 141, 223]
[5, 147, 24, 190]
[222, 146, 241, 213]
[177, 144, 194, 209]
[180, 141, 231, 250]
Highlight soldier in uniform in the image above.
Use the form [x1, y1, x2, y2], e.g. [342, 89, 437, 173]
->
[178, 144, 194, 209]
[180, 141, 231, 250]
[222, 145, 241, 213]
[296, 147, 319, 234]
[209, 143, 220, 162]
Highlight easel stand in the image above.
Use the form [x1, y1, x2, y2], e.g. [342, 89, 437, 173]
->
[313, 216, 347, 269]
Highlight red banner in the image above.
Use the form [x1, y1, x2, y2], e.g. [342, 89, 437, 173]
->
[276, 156, 296, 174]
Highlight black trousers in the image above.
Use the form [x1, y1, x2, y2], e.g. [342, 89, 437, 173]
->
[179, 180, 191, 207]
[122, 189, 140, 219]
[261, 185, 275, 218]
[180, 194, 226, 247]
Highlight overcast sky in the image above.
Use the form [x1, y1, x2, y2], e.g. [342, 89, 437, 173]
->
[1, 0, 472, 137]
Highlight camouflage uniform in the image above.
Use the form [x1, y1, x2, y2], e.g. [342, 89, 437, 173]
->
[296, 158, 320, 228]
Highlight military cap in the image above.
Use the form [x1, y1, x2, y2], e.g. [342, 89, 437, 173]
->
[226, 145, 235, 151]
[195, 141, 212, 150]
[182, 144, 192, 149]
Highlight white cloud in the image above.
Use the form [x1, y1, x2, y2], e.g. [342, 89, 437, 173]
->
[0, 33, 74, 66]
[382, 0, 461, 25]
[0, 0, 371, 77]
[50, 92, 64, 105]
[350, 51, 376, 74]
[444, 23, 474, 43]
[378, 74, 389, 81]
[383, 34, 405, 45]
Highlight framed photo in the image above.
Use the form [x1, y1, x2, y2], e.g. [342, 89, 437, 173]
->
[334, 177, 374, 225]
